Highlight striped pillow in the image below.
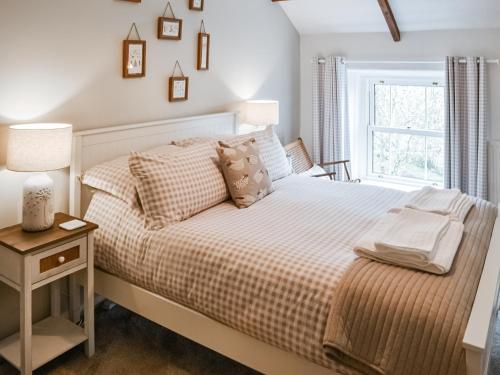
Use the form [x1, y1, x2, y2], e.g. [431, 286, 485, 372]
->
[129, 143, 229, 229]
[222, 127, 292, 182]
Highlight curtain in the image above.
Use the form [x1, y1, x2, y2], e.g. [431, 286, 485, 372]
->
[444, 56, 488, 199]
[312, 56, 350, 180]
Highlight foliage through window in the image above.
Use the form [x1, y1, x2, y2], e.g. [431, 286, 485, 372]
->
[368, 80, 445, 185]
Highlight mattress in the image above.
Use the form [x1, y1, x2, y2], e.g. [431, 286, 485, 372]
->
[84, 175, 406, 373]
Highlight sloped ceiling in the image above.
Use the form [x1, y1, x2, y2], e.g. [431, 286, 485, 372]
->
[279, 0, 500, 35]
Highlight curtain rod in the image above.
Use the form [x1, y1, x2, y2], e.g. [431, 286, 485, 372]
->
[313, 58, 500, 65]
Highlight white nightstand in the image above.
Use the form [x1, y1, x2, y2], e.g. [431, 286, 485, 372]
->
[0, 213, 98, 375]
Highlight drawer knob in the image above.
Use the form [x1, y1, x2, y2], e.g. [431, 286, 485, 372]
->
[58, 256, 66, 264]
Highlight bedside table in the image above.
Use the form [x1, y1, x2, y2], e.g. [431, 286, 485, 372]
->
[0, 213, 98, 375]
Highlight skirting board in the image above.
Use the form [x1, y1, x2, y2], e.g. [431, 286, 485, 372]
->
[76, 269, 340, 375]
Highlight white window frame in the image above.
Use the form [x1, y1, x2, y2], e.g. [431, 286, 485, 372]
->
[360, 74, 445, 187]
[367, 77, 445, 185]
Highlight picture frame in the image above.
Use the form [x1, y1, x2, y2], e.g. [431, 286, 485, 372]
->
[197, 32, 210, 70]
[123, 40, 146, 78]
[158, 17, 183, 40]
[189, 0, 204, 11]
[169, 77, 189, 102]
[122, 0, 141, 2]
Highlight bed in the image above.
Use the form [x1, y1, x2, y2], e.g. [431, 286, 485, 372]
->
[69, 112, 500, 375]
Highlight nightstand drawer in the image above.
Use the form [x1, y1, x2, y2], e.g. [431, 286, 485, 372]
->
[40, 247, 80, 273]
[32, 238, 87, 283]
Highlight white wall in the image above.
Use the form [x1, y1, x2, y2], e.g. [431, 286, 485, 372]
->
[0, 0, 300, 228]
[0, 0, 299, 338]
[300, 29, 500, 164]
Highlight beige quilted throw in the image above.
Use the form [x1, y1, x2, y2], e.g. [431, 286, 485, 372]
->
[323, 199, 497, 375]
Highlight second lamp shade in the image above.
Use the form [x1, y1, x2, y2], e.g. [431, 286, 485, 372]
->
[245, 100, 279, 126]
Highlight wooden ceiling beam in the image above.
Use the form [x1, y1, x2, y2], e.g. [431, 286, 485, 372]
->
[273, 0, 400, 42]
[377, 0, 401, 42]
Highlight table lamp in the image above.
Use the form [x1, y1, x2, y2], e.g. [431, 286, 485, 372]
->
[6, 123, 73, 232]
[240, 100, 279, 134]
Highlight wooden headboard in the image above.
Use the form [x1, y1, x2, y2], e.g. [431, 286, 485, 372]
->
[69, 112, 239, 217]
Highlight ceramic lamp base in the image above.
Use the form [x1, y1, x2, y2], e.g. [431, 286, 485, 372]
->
[22, 173, 55, 232]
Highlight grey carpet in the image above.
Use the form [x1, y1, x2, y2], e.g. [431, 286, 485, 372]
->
[0, 305, 499, 375]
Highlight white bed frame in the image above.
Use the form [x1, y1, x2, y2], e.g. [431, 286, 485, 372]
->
[69, 112, 500, 375]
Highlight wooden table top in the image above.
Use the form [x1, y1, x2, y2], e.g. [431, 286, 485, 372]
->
[0, 213, 98, 255]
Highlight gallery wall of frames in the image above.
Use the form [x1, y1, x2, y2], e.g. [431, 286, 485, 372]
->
[122, 0, 209, 102]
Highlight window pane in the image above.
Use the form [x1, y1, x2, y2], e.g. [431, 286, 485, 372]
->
[426, 86, 445, 131]
[427, 137, 444, 182]
[374, 84, 391, 127]
[370, 81, 445, 184]
[372, 132, 390, 175]
[389, 133, 426, 179]
[391, 85, 426, 129]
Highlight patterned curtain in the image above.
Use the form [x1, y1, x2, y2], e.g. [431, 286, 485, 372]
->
[312, 56, 350, 180]
[444, 56, 488, 199]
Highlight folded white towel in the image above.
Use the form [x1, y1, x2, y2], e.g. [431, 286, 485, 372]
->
[374, 209, 450, 261]
[392, 190, 474, 223]
[355, 214, 464, 275]
[448, 194, 475, 222]
[405, 186, 461, 215]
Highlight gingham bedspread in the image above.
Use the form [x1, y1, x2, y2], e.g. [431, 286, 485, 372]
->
[85, 175, 406, 373]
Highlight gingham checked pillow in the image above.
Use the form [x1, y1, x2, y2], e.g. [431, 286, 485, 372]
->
[217, 139, 273, 208]
[82, 144, 181, 206]
[129, 143, 229, 229]
[170, 137, 215, 147]
[222, 127, 292, 182]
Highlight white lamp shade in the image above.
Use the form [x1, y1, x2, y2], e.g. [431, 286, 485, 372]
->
[6, 123, 73, 172]
[245, 100, 279, 126]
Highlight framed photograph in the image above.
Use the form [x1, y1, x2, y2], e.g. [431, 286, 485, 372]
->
[197, 33, 210, 70]
[158, 17, 182, 40]
[123, 40, 146, 78]
[189, 0, 204, 11]
[169, 77, 189, 102]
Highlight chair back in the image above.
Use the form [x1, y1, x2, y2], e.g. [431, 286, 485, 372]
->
[284, 138, 314, 174]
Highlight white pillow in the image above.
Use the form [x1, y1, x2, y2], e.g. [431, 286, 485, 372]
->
[300, 165, 330, 179]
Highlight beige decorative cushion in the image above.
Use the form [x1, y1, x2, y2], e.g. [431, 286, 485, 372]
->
[217, 139, 273, 208]
[222, 127, 292, 182]
[82, 144, 180, 206]
[129, 143, 229, 229]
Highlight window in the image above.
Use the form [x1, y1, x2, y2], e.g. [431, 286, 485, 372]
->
[367, 79, 445, 185]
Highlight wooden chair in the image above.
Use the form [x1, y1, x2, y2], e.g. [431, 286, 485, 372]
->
[284, 138, 360, 182]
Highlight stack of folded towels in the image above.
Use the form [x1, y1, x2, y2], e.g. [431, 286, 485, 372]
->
[355, 186, 474, 274]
